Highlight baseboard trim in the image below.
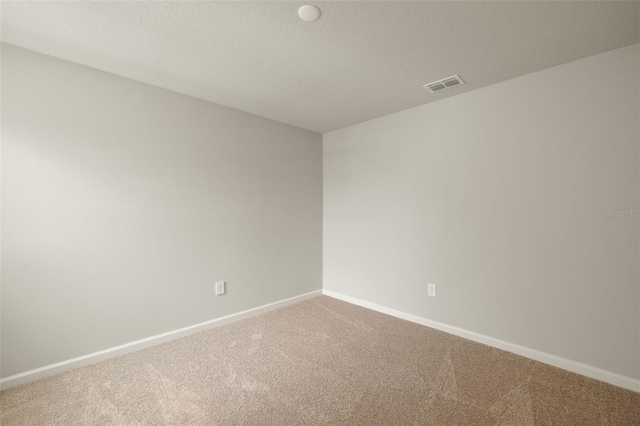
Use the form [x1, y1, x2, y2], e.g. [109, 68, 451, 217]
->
[322, 289, 640, 393]
[0, 289, 322, 390]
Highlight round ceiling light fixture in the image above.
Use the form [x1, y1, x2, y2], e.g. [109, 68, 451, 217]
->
[298, 5, 320, 22]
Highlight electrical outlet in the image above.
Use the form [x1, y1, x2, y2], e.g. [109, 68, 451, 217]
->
[215, 281, 225, 295]
[427, 283, 437, 297]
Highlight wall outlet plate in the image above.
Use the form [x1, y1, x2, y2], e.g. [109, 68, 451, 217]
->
[215, 281, 225, 295]
[427, 283, 437, 297]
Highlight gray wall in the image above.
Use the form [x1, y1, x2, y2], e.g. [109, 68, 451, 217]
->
[324, 44, 640, 379]
[1, 44, 322, 378]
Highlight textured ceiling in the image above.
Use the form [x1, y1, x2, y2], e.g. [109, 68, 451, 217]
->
[1, 1, 638, 133]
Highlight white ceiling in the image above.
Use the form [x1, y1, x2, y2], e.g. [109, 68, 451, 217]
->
[1, 1, 638, 133]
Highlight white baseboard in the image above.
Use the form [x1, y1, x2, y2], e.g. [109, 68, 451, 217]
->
[323, 289, 640, 393]
[4, 288, 638, 393]
[0, 290, 322, 390]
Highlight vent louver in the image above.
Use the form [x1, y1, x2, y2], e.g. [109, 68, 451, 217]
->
[423, 75, 464, 93]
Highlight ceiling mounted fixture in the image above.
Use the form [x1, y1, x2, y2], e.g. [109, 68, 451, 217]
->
[298, 5, 320, 22]
[423, 75, 465, 93]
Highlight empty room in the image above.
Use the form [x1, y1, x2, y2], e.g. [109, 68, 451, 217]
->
[1, 1, 639, 424]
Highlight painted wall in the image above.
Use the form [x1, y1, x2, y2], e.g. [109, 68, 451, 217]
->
[1, 44, 322, 378]
[324, 44, 640, 379]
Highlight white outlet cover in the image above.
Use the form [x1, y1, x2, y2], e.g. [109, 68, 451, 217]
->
[427, 283, 437, 297]
[215, 281, 225, 295]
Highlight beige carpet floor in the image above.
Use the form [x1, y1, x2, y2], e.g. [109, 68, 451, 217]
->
[1, 295, 639, 425]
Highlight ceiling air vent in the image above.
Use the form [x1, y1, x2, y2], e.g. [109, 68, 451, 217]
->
[423, 75, 464, 93]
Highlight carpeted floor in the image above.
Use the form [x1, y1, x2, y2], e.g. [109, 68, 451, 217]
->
[1, 296, 639, 425]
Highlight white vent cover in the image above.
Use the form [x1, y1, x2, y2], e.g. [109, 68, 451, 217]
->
[423, 75, 465, 93]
